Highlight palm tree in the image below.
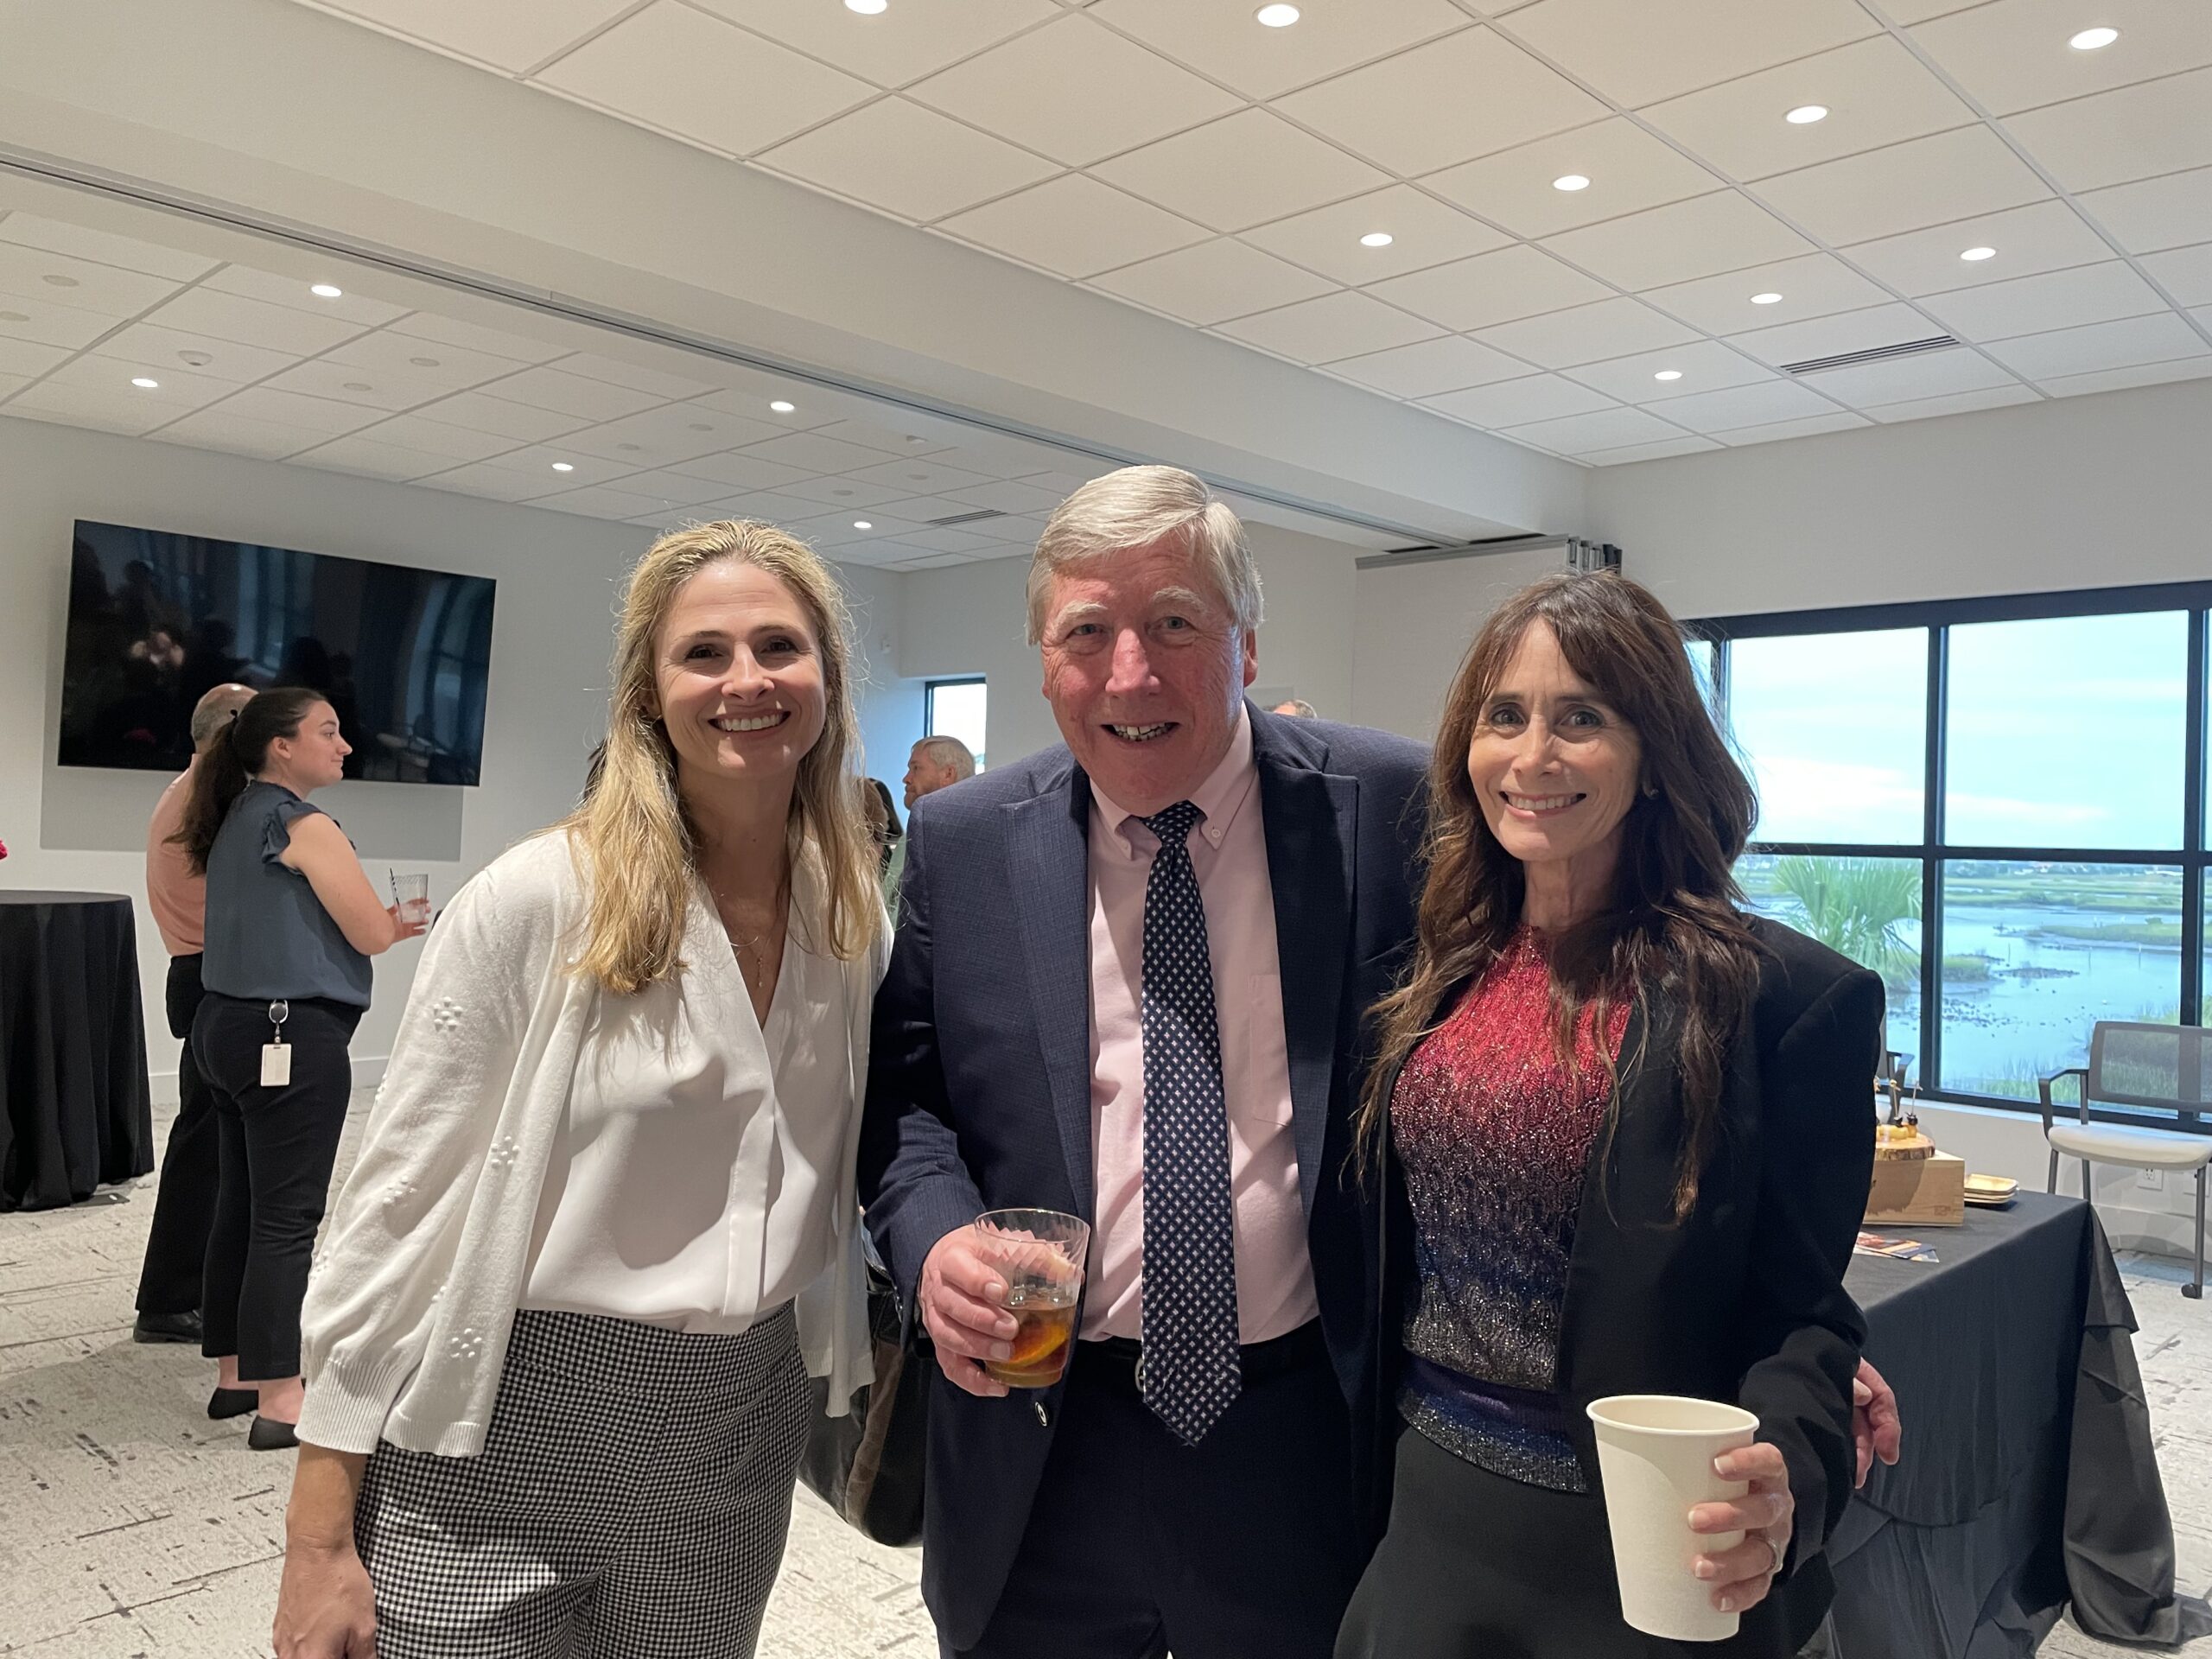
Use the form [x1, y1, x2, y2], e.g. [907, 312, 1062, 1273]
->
[1768, 856, 1921, 987]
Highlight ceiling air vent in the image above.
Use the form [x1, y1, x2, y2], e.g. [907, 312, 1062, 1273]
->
[1782, 335, 1960, 377]
[920, 508, 1007, 528]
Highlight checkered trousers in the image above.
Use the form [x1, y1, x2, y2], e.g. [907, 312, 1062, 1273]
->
[354, 1304, 811, 1659]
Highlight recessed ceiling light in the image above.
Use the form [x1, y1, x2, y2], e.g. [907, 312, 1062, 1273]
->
[2069, 26, 2119, 49]
[1961, 245, 1997, 261]
[1785, 105, 1829, 124]
[907, 472, 930, 481]
[1255, 3, 1300, 25]
[551, 461, 575, 472]
[616, 442, 643, 452]
[853, 520, 874, 530]
[177, 350, 213, 365]
[130, 377, 160, 389]
[310, 283, 343, 298]
[905, 435, 929, 446]
[1553, 174, 1592, 192]
[1653, 370, 1684, 382]
[41, 273, 78, 288]
[845, 0, 887, 12]
[343, 380, 374, 391]
[1751, 291, 1784, 305]
[832, 489, 855, 498]
[1359, 232, 1394, 248]
[769, 399, 796, 413]
[687, 422, 715, 432]
[409, 355, 441, 368]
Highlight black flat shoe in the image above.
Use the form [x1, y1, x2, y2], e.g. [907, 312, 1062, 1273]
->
[207, 1387, 258, 1421]
[134, 1310, 203, 1344]
[248, 1415, 299, 1452]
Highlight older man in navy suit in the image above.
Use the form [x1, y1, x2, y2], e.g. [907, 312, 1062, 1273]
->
[860, 466, 1427, 1658]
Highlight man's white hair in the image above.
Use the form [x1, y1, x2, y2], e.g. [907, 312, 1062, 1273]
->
[1025, 465, 1263, 646]
[912, 735, 976, 780]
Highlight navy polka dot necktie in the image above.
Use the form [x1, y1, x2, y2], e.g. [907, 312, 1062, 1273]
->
[1137, 800, 1241, 1446]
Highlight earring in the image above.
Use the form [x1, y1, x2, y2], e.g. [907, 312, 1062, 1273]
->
[1643, 782, 1660, 799]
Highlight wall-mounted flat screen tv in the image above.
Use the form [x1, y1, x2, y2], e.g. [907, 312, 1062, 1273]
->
[58, 519, 496, 785]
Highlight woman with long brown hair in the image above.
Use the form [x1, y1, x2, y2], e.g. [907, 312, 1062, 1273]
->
[1337, 572, 1882, 1658]
[270, 522, 887, 1659]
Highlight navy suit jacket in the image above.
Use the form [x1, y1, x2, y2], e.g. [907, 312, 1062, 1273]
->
[857, 704, 1427, 1649]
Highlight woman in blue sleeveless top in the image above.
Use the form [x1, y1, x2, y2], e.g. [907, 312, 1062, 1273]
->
[172, 687, 423, 1449]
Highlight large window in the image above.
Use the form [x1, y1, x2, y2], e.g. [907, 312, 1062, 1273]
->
[1694, 583, 2209, 1122]
[926, 677, 987, 772]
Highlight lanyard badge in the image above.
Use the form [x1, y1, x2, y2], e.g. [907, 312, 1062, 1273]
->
[261, 999, 291, 1087]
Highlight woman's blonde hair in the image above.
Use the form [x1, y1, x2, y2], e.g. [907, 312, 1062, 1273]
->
[563, 520, 880, 995]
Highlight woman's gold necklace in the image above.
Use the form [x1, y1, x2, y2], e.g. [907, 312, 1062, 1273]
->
[712, 876, 787, 1003]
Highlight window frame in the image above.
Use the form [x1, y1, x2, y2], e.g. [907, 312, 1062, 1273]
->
[1688, 578, 2210, 1129]
[924, 676, 988, 772]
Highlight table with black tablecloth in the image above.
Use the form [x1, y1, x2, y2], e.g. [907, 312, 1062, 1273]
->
[1834, 1191, 2211, 1656]
[0, 891, 153, 1211]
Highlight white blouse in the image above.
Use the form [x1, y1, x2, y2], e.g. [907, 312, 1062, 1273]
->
[520, 866, 854, 1333]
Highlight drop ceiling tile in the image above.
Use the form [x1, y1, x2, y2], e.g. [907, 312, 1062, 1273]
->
[2076, 166, 2212, 254]
[1091, 110, 1391, 234]
[2142, 243, 2212, 306]
[1087, 0, 1470, 101]
[938, 477, 1071, 515]
[0, 213, 219, 282]
[1884, 0, 1998, 19]
[0, 242, 184, 317]
[787, 514, 935, 550]
[323, 330, 531, 395]
[0, 335, 67, 377]
[385, 311, 569, 364]
[1472, 296, 1700, 369]
[1918, 261, 2168, 340]
[0, 290, 120, 350]
[743, 430, 913, 475]
[89, 321, 299, 384]
[664, 449, 819, 493]
[535, 484, 674, 521]
[694, 0, 1057, 87]
[417, 461, 570, 504]
[1216, 289, 1442, 363]
[1367, 245, 1611, 332]
[1502, 0, 1879, 107]
[52, 355, 234, 413]
[294, 434, 454, 481]
[1842, 199, 2119, 296]
[601, 467, 759, 508]
[201, 266, 405, 325]
[556, 353, 722, 400]
[1089, 238, 1336, 325]
[1423, 119, 1723, 241]
[757, 98, 1061, 222]
[312, 0, 639, 73]
[933, 433, 1097, 479]
[1759, 126, 2053, 246]
[1862, 385, 2043, 422]
[856, 493, 983, 523]
[477, 444, 640, 489]
[939, 175, 1209, 279]
[406, 388, 588, 442]
[1276, 27, 1608, 177]
[1242, 188, 1511, 286]
[1581, 435, 1727, 464]
[563, 404, 787, 465]
[154, 407, 321, 461]
[534, 3, 873, 157]
[144, 287, 370, 356]
[908, 15, 1237, 167]
[806, 416, 955, 456]
[1497, 404, 1690, 455]
[259, 357, 445, 412]
[1985, 310, 2210, 378]
[841, 457, 1001, 493]
[1327, 336, 1534, 397]
[899, 524, 1004, 554]
[1563, 339, 1779, 402]
[1726, 302, 1947, 367]
[205, 385, 385, 437]
[1910, 0, 2212, 117]
[1639, 35, 1976, 182]
[2037, 354, 2212, 397]
[1542, 191, 1813, 290]
[1711, 411, 1873, 444]
[1794, 346, 2021, 405]
[1420, 374, 1617, 427]
[690, 383, 842, 428]
[473, 364, 664, 422]
[347, 412, 518, 462]
[2004, 67, 2212, 192]
[890, 551, 986, 571]
[695, 489, 844, 524]
[1640, 253, 1893, 334]
[1636, 378, 1842, 431]
[4, 382, 170, 435]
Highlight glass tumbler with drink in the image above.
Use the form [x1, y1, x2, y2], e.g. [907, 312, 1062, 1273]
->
[389, 871, 431, 928]
[971, 1209, 1089, 1389]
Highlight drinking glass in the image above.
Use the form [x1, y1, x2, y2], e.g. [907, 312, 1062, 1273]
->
[389, 871, 431, 926]
[971, 1208, 1089, 1389]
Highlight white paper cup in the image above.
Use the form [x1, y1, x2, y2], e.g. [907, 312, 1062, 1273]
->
[1587, 1394, 1760, 1643]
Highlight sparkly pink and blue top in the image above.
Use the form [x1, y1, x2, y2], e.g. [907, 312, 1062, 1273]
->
[1389, 926, 1630, 1493]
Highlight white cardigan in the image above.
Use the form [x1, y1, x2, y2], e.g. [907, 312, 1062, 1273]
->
[297, 831, 886, 1458]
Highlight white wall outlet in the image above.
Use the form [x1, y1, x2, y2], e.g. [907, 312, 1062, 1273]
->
[2137, 1167, 2165, 1192]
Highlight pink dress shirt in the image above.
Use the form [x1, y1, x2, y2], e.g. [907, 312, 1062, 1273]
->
[1081, 709, 1318, 1344]
[146, 760, 204, 957]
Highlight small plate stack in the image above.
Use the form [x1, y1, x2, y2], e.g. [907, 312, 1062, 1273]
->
[1964, 1173, 2019, 1210]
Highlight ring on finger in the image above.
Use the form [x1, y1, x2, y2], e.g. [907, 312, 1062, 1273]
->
[1763, 1533, 1785, 1579]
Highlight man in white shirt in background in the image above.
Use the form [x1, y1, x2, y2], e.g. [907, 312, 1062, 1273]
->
[135, 680, 254, 1344]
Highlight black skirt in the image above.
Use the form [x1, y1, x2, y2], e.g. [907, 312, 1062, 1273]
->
[1336, 1424, 1803, 1659]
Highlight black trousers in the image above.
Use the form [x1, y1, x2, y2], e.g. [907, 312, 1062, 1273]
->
[953, 1325, 1367, 1659]
[194, 992, 361, 1381]
[135, 954, 218, 1316]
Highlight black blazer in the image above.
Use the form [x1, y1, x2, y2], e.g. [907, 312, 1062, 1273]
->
[858, 705, 1427, 1650]
[1370, 917, 1882, 1655]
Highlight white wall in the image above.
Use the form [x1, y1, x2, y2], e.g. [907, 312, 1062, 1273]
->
[1, 414, 921, 1090]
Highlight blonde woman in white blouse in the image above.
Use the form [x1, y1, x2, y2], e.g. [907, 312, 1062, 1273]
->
[271, 522, 887, 1659]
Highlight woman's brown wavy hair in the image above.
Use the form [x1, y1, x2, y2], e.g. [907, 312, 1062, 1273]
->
[1354, 572, 1764, 1218]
